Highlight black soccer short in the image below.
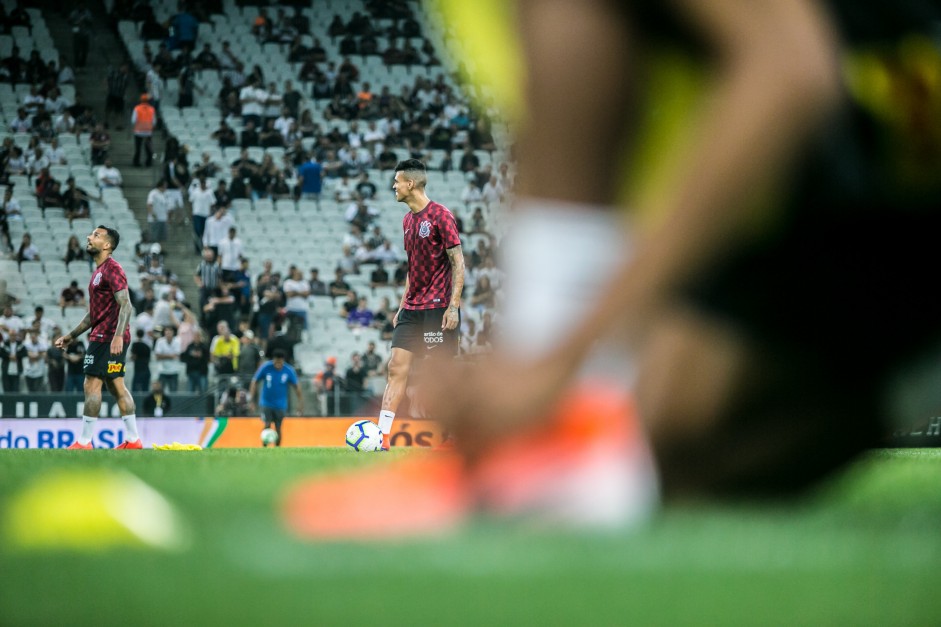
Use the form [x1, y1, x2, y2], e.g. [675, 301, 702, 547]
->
[83, 341, 129, 379]
[391, 307, 460, 356]
[261, 407, 286, 428]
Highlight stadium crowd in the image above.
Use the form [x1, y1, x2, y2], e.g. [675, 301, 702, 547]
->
[0, 1, 508, 412]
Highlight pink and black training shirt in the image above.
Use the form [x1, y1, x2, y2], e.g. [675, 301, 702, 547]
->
[87, 256, 131, 344]
[402, 200, 461, 311]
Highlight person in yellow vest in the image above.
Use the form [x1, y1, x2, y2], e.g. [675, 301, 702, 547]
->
[131, 92, 155, 167]
[209, 320, 240, 376]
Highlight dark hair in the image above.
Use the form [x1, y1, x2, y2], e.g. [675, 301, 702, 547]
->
[395, 158, 425, 173]
[97, 225, 120, 250]
[394, 159, 427, 189]
[271, 349, 286, 359]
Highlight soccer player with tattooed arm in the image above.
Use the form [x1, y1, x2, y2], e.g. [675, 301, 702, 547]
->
[55, 225, 143, 449]
[376, 159, 464, 450]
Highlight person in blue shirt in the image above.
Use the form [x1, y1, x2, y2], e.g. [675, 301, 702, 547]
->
[296, 154, 323, 208]
[248, 348, 303, 447]
[167, 4, 199, 53]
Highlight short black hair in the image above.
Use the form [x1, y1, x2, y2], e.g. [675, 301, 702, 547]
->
[395, 158, 425, 173]
[394, 159, 427, 189]
[97, 225, 120, 250]
[271, 349, 286, 360]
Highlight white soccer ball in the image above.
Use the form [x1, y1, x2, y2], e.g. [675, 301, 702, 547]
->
[261, 428, 279, 445]
[345, 420, 383, 452]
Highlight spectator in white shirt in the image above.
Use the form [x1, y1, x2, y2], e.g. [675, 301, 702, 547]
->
[371, 239, 401, 264]
[45, 139, 67, 165]
[202, 205, 235, 253]
[0, 305, 25, 336]
[153, 292, 181, 331]
[362, 120, 386, 156]
[134, 303, 156, 340]
[26, 147, 49, 178]
[239, 76, 265, 127]
[461, 180, 483, 206]
[332, 175, 355, 204]
[145, 62, 164, 110]
[44, 88, 71, 116]
[9, 108, 31, 134]
[282, 266, 310, 337]
[188, 175, 216, 254]
[3, 188, 22, 222]
[54, 110, 76, 135]
[153, 325, 182, 392]
[22, 86, 45, 118]
[273, 107, 294, 141]
[147, 179, 170, 242]
[97, 159, 123, 188]
[480, 175, 504, 206]
[23, 327, 48, 392]
[216, 226, 243, 281]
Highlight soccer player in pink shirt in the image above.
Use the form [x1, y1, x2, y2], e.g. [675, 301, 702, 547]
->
[377, 159, 465, 450]
[55, 225, 142, 449]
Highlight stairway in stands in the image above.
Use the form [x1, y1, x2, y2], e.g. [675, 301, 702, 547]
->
[44, 3, 199, 306]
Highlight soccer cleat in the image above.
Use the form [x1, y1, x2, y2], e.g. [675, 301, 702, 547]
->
[115, 439, 143, 450]
[281, 384, 658, 541]
[283, 454, 470, 540]
[468, 385, 659, 528]
[66, 441, 93, 450]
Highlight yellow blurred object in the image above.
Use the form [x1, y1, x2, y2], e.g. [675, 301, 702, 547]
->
[426, 0, 524, 121]
[152, 442, 203, 451]
[2, 470, 189, 552]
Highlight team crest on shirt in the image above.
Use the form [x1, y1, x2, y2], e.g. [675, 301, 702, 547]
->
[93, 272, 102, 286]
[418, 221, 431, 238]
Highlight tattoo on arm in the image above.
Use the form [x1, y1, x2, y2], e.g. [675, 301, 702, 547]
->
[114, 289, 132, 337]
[446, 245, 465, 309]
[69, 312, 92, 339]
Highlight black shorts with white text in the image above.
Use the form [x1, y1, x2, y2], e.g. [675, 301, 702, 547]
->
[391, 307, 459, 357]
[83, 341, 129, 379]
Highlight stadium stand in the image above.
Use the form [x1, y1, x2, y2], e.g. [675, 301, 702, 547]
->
[2, 0, 512, 411]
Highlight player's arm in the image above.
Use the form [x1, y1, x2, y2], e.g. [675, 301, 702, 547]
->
[56, 311, 92, 348]
[293, 382, 304, 415]
[247, 377, 258, 406]
[393, 275, 408, 327]
[111, 288, 133, 354]
[442, 244, 464, 330]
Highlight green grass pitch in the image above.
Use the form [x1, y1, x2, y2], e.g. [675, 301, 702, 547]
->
[1, 448, 939, 626]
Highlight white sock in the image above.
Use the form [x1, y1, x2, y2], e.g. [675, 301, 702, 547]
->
[378, 410, 395, 435]
[79, 415, 97, 445]
[122, 413, 140, 441]
[499, 199, 636, 383]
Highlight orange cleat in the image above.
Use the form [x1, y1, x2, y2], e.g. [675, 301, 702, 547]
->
[283, 454, 470, 541]
[66, 441, 93, 450]
[468, 385, 659, 528]
[281, 384, 658, 541]
[115, 439, 143, 450]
